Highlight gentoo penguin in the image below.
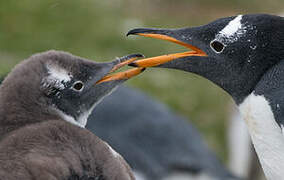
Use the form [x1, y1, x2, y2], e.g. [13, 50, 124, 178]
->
[0, 73, 240, 180]
[0, 50, 144, 180]
[0, 75, 239, 180]
[127, 14, 284, 180]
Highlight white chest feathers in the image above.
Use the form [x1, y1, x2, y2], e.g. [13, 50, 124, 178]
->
[239, 93, 284, 180]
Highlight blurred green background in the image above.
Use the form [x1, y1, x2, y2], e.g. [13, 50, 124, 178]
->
[0, 0, 283, 162]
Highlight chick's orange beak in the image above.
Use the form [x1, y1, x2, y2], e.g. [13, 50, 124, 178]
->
[97, 55, 145, 84]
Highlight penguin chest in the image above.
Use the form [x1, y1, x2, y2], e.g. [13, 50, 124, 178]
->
[239, 93, 284, 180]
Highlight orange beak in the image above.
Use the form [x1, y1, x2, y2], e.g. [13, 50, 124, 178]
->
[127, 33, 207, 67]
[97, 55, 145, 84]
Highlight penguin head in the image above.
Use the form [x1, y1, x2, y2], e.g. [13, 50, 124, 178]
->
[0, 50, 144, 127]
[128, 14, 284, 103]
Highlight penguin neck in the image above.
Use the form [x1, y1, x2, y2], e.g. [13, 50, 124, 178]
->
[0, 89, 59, 139]
[176, 58, 265, 104]
[238, 60, 284, 180]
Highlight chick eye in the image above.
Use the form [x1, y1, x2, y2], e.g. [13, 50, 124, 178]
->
[210, 40, 225, 53]
[72, 81, 84, 91]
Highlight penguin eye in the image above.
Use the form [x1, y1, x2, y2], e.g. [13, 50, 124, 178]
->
[210, 40, 225, 53]
[72, 81, 84, 91]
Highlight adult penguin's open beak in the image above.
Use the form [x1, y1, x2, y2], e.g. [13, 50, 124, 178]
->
[126, 28, 208, 68]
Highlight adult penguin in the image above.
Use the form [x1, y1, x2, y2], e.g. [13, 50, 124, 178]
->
[128, 14, 284, 180]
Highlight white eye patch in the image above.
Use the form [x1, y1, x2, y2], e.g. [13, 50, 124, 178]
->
[220, 15, 243, 38]
[215, 15, 251, 44]
[42, 63, 73, 91]
[46, 63, 72, 84]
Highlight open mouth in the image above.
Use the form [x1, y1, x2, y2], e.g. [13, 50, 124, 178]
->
[126, 30, 207, 67]
[96, 54, 145, 84]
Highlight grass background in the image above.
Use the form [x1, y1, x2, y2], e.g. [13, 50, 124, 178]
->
[0, 0, 283, 162]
